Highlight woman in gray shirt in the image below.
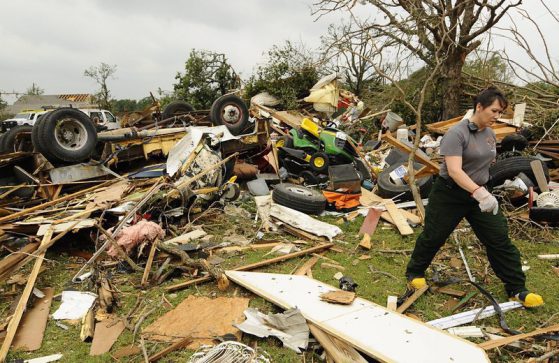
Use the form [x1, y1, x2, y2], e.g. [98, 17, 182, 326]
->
[405, 87, 543, 308]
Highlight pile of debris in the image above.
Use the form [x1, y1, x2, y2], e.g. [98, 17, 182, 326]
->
[0, 79, 558, 362]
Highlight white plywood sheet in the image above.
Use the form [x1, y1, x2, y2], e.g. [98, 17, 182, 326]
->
[226, 271, 489, 363]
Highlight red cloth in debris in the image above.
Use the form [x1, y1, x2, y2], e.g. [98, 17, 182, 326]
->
[106, 220, 164, 257]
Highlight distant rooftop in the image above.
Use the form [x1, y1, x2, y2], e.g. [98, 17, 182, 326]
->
[5, 94, 96, 114]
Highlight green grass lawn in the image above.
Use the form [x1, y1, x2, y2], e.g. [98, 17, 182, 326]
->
[3, 202, 558, 363]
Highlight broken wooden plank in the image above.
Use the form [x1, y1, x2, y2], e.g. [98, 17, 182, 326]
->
[358, 208, 382, 236]
[386, 296, 398, 311]
[165, 243, 334, 292]
[226, 271, 489, 363]
[308, 323, 367, 363]
[12, 288, 54, 351]
[397, 285, 429, 313]
[141, 240, 159, 287]
[479, 323, 559, 350]
[294, 255, 322, 276]
[90, 318, 125, 356]
[384, 199, 414, 236]
[358, 233, 371, 250]
[0, 228, 53, 362]
[320, 291, 356, 305]
[148, 337, 192, 362]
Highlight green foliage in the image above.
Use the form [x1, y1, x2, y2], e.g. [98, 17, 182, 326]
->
[110, 98, 138, 113]
[463, 53, 513, 83]
[244, 41, 319, 109]
[173, 49, 240, 109]
[83, 62, 117, 110]
[364, 66, 444, 125]
[0, 95, 7, 111]
[25, 82, 45, 96]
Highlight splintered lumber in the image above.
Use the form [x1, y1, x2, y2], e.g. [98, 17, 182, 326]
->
[397, 285, 429, 313]
[308, 323, 367, 363]
[0, 228, 53, 362]
[294, 255, 322, 276]
[537, 254, 559, 260]
[320, 291, 356, 305]
[358, 208, 382, 236]
[383, 200, 414, 236]
[0, 242, 39, 276]
[141, 239, 159, 287]
[165, 243, 334, 292]
[148, 337, 192, 362]
[0, 179, 115, 224]
[479, 323, 559, 350]
[358, 233, 371, 250]
[382, 134, 440, 173]
[80, 308, 95, 342]
[226, 271, 489, 363]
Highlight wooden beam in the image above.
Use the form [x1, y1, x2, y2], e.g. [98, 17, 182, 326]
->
[0, 228, 53, 361]
[309, 323, 367, 363]
[0, 179, 115, 224]
[479, 324, 559, 350]
[382, 134, 439, 173]
[294, 255, 322, 276]
[148, 337, 192, 362]
[165, 243, 334, 292]
[141, 239, 159, 287]
[384, 200, 414, 236]
[396, 285, 429, 313]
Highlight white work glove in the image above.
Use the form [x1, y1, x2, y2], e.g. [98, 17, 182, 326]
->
[472, 187, 499, 215]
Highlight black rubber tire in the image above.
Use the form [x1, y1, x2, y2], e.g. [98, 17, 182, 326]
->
[210, 94, 249, 135]
[37, 108, 97, 163]
[32, 111, 54, 159]
[377, 162, 433, 200]
[0, 134, 6, 153]
[500, 134, 528, 152]
[489, 156, 549, 191]
[309, 152, 329, 173]
[162, 101, 195, 120]
[1, 125, 33, 153]
[272, 183, 327, 215]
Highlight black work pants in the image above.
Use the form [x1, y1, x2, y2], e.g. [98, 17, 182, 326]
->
[406, 177, 526, 296]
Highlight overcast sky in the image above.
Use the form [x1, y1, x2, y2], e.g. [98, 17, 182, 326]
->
[1, 1, 557, 104]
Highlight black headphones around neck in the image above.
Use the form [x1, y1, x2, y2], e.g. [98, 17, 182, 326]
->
[467, 120, 479, 133]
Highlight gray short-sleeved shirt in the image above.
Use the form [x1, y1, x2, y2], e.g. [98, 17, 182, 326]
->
[439, 119, 497, 185]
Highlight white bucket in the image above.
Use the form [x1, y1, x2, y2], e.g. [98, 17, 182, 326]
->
[384, 112, 404, 132]
[396, 127, 409, 142]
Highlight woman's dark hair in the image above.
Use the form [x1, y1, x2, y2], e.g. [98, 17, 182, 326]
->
[473, 86, 508, 113]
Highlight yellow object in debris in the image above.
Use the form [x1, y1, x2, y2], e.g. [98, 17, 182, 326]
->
[511, 292, 544, 308]
[300, 118, 320, 138]
[409, 277, 427, 290]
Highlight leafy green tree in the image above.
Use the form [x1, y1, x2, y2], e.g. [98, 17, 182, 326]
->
[0, 95, 7, 112]
[173, 50, 240, 109]
[111, 99, 138, 113]
[463, 53, 513, 83]
[84, 62, 117, 110]
[244, 41, 319, 109]
[25, 83, 45, 96]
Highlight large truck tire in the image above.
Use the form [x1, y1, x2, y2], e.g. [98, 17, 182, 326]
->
[210, 94, 249, 135]
[489, 156, 549, 191]
[272, 183, 327, 215]
[36, 108, 97, 163]
[377, 161, 433, 201]
[1, 125, 34, 153]
[161, 101, 195, 120]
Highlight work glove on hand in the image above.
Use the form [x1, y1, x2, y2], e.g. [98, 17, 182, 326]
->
[472, 187, 499, 215]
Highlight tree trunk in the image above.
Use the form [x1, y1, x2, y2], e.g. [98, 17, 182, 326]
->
[440, 52, 467, 120]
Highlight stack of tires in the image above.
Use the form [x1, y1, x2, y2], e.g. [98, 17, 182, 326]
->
[32, 108, 98, 164]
